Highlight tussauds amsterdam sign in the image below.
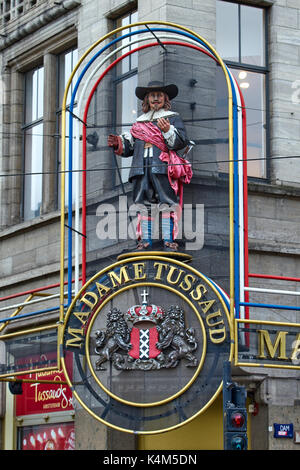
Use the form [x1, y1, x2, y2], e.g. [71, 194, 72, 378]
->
[61, 253, 233, 434]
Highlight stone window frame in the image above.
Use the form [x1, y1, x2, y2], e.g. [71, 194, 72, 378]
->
[3, 28, 77, 226]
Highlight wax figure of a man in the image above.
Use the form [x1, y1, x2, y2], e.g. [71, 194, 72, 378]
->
[108, 81, 192, 251]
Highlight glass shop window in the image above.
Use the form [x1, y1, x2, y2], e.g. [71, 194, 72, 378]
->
[18, 421, 75, 450]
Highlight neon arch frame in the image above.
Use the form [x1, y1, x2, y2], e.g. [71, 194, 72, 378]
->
[58, 22, 249, 350]
[80, 38, 248, 326]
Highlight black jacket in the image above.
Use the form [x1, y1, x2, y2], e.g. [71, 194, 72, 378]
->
[121, 113, 189, 182]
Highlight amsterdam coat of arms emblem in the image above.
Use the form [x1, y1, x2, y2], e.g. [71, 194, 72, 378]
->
[94, 290, 198, 371]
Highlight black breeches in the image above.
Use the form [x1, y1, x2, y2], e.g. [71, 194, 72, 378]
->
[132, 157, 178, 207]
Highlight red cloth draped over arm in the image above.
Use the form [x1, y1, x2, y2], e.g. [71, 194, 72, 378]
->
[130, 121, 192, 207]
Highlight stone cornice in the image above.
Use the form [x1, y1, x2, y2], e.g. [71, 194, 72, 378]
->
[0, 0, 81, 52]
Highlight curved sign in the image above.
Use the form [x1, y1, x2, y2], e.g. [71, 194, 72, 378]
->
[61, 254, 233, 434]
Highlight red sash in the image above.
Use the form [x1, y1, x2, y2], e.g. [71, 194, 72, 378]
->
[131, 121, 192, 207]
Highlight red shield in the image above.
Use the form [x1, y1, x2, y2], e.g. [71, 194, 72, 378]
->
[129, 327, 161, 359]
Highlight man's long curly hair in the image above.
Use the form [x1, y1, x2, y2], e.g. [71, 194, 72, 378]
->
[142, 92, 172, 113]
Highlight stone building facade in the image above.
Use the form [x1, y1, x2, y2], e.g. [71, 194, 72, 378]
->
[0, 0, 300, 451]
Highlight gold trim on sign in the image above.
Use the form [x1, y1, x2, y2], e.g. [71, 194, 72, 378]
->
[60, 255, 233, 434]
[234, 318, 300, 370]
[62, 255, 232, 329]
[117, 251, 193, 262]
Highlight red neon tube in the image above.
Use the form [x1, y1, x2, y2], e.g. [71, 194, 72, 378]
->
[0, 277, 81, 303]
[233, 79, 249, 349]
[249, 273, 300, 282]
[235, 81, 249, 322]
[241, 91, 249, 318]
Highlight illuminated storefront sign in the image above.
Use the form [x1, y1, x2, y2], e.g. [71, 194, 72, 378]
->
[16, 352, 73, 416]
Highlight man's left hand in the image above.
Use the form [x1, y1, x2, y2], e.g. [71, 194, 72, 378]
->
[157, 117, 170, 133]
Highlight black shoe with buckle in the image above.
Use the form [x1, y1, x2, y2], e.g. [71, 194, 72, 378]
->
[163, 241, 178, 252]
[136, 240, 152, 251]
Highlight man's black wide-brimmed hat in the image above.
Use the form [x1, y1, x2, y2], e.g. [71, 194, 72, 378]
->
[135, 81, 178, 101]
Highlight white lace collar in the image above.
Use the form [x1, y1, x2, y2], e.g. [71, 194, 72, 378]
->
[136, 108, 178, 122]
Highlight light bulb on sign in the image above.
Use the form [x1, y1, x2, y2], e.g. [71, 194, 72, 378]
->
[240, 82, 250, 89]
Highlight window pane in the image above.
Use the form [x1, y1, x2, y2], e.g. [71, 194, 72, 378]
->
[116, 74, 138, 182]
[25, 66, 44, 123]
[58, 48, 78, 107]
[57, 111, 76, 207]
[231, 68, 266, 178]
[116, 12, 138, 75]
[57, 47, 78, 208]
[241, 5, 265, 66]
[216, 1, 239, 62]
[118, 14, 130, 74]
[37, 67, 44, 119]
[24, 66, 44, 220]
[24, 123, 43, 220]
[130, 11, 139, 70]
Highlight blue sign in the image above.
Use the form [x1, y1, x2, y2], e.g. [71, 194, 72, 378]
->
[274, 423, 293, 438]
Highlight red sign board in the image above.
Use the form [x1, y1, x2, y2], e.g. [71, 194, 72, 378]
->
[16, 352, 73, 416]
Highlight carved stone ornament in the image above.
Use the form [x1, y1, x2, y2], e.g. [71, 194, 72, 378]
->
[94, 293, 198, 371]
